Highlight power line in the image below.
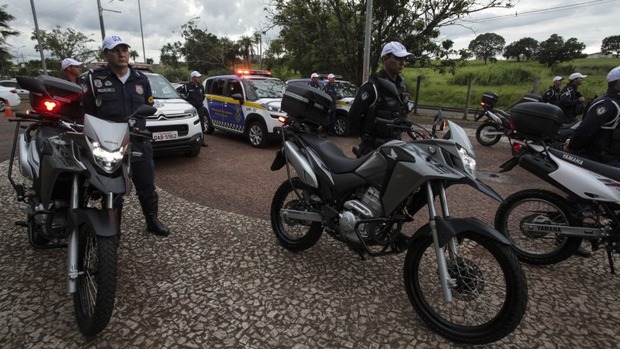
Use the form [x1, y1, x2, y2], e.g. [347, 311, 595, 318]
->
[472, 0, 615, 23]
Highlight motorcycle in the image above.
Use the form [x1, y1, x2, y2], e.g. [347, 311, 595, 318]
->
[494, 102, 620, 273]
[6, 75, 155, 336]
[269, 84, 528, 344]
[474, 91, 580, 149]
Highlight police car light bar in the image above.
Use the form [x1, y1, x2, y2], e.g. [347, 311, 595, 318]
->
[235, 69, 272, 77]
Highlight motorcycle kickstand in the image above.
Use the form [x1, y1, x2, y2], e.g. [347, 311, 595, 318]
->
[607, 250, 616, 275]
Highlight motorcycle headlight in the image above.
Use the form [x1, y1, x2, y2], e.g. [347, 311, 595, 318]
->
[457, 146, 477, 178]
[92, 142, 126, 173]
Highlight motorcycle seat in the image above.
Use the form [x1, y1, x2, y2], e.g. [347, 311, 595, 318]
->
[548, 148, 620, 182]
[300, 133, 371, 174]
[496, 109, 510, 119]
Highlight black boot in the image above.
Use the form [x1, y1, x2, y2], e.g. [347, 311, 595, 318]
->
[138, 193, 171, 236]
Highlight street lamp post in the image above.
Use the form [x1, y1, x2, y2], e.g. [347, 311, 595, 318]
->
[29, 0, 47, 74]
[13, 45, 25, 65]
[138, 0, 146, 62]
[97, 0, 122, 41]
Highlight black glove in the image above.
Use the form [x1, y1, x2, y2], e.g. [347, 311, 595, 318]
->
[394, 118, 412, 128]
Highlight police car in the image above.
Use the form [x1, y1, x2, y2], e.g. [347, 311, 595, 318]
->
[285, 76, 357, 136]
[203, 70, 287, 147]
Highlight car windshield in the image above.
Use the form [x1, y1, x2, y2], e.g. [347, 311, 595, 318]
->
[246, 78, 286, 99]
[146, 74, 181, 99]
[335, 81, 357, 98]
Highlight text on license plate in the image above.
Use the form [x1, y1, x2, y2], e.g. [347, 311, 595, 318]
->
[152, 131, 178, 141]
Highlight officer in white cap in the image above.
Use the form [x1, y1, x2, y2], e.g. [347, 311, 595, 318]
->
[542, 76, 563, 105]
[83, 34, 171, 237]
[349, 41, 413, 156]
[60, 58, 84, 84]
[558, 72, 588, 123]
[182, 71, 208, 146]
[308, 72, 321, 89]
[322, 73, 339, 135]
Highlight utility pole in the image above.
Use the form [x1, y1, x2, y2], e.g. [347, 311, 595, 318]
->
[97, 0, 122, 41]
[29, 0, 47, 74]
[362, 0, 373, 83]
[138, 0, 146, 62]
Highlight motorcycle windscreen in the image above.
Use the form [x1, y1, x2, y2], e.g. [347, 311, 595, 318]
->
[83, 114, 130, 152]
[446, 120, 475, 157]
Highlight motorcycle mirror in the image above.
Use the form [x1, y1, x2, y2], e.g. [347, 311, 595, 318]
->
[406, 100, 415, 113]
[133, 105, 158, 118]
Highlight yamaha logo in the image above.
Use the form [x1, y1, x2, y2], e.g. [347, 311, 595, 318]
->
[562, 153, 583, 165]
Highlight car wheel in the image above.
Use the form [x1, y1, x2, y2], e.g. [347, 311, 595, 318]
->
[333, 113, 350, 137]
[204, 109, 215, 135]
[0, 99, 6, 112]
[247, 121, 269, 148]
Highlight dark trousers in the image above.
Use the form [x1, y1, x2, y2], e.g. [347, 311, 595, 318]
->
[195, 104, 206, 133]
[131, 140, 156, 199]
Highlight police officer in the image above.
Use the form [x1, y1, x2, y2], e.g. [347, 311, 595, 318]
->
[542, 76, 563, 105]
[349, 41, 412, 156]
[322, 73, 339, 135]
[558, 72, 587, 123]
[182, 71, 208, 147]
[60, 58, 84, 84]
[82, 35, 170, 237]
[308, 73, 321, 89]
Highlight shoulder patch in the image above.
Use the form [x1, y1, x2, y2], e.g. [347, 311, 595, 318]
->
[361, 91, 369, 100]
[596, 106, 608, 116]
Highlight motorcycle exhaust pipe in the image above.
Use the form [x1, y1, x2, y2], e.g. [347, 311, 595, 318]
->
[283, 141, 318, 188]
[281, 209, 322, 222]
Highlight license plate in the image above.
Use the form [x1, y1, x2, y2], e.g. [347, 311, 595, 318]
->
[152, 131, 178, 141]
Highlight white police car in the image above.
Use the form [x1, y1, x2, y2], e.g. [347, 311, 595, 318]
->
[203, 70, 286, 147]
[285, 76, 358, 136]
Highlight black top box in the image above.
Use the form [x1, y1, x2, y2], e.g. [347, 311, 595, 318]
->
[481, 92, 499, 107]
[510, 102, 563, 139]
[30, 75, 84, 122]
[282, 84, 333, 126]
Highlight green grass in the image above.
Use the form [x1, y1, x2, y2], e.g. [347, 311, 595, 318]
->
[404, 58, 619, 110]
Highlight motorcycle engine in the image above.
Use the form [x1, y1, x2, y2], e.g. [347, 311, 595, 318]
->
[34, 201, 69, 238]
[338, 187, 383, 242]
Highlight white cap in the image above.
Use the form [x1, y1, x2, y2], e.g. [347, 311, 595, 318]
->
[607, 66, 620, 82]
[553, 76, 563, 82]
[380, 41, 413, 58]
[102, 35, 131, 51]
[61, 58, 83, 70]
[310, 72, 319, 78]
[327, 73, 335, 79]
[569, 72, 587, 81]
[191, 71, 202, 78]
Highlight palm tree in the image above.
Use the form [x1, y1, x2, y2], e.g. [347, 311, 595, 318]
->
[237, 36, 255, 66]
[129, 49, 140, 63]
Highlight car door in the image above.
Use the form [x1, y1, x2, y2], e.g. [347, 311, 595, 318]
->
[204, 78, 226, 129]
[220, 78, 245, 133]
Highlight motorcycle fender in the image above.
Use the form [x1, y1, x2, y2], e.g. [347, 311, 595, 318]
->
[283, 141, 318, 188]
[468, 178, 505, 203]
[270, 149, 286, 171]
[412, 217, 512, 247]
[68, 207, 118, 237]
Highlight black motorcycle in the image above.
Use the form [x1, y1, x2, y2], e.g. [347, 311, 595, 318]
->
[7, 75, 155, 336]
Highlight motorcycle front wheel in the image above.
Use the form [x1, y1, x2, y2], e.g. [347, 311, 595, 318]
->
[73, 224, 118, 336]
[475, 122, 502, 146]
[404, 231, 527, 345]
[494, 189, 582, 265]
[270, 177, 323, 251]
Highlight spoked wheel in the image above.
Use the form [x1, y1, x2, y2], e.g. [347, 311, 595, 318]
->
[73, 224, 118, 336]
[404, 231, 527, 344]
[494, 189, 582, 265]
[270, 177, 323, 251]
[475, 122, 502, 146]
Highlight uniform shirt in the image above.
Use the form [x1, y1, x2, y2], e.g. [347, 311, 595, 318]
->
[183, 81, 205, 108]
[568, 87, 620, 160]
[558, 82, 585, 123]
[323, 82, 338, 102]
[348, 69, 408, 135]
[542, 85, 561, 105]
[308, 81, 321, 89]
[83, 65, 153, 131]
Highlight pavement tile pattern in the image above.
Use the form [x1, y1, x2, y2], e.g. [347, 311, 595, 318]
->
[0, 160, 619, 349]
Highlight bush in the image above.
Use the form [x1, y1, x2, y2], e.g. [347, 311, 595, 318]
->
[452, 65, 536, 86]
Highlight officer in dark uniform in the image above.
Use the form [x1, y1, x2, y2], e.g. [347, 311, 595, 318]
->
[60, 58, 84, 84]
[182, 71, 208, 146]
[83, 34, 170, 237]
[542, 76, 563, 105]
[322, 73, 339, 135]
[349, 41, 412, 156]
[558, 72, 587, 123]
[308, 73, 321, 89]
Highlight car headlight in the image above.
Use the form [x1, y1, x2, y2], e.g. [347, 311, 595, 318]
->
[457, 146, 476, 178]
[91, 141, 126, 173]
[261, 103, 281, 113]
[186, 107, 198, 117]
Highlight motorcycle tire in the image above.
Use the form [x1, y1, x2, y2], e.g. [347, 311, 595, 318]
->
[73, 224, 118, 336]
[475, 122, 502, 146]
[270, 177, 323, 251]
[403, 231, 527, 345]
[494, 189, 582, 265]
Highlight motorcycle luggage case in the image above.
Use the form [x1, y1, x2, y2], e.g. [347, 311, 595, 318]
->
[518, 93, 542, 104]
[510, 102, 563, 139]
[282, 84, 332, 126]
[481, 92, 499, 107]
[30, 75, 84, 122]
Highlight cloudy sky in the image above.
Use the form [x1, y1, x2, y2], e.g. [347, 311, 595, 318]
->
[2, 0, 618, 65]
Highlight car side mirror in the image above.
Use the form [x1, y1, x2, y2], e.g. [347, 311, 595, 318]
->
[231, 93, 244, 103]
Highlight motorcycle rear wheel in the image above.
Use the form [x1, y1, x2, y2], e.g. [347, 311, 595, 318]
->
[494, 189, 582, 265]
[73, 224, 118, 336]
[271, 177, 323, 251]
[403, 231, 527, 345]
[475, 122, 502, 146]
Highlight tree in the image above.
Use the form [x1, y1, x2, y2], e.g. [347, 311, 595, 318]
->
[601, 35, 620, 58]
[129, 49, 139, 62]
[31, 25, 96, 62]
[536, 34, 585, 67]
[178, 19, 239, 73]
[266, 0, 515, 85]
[237, 35, 255, 66]
[468, 33, 505, 64]
[160, 41, 184, 68]
[0, 5, 20, 71]
[502, 37, 538, 61]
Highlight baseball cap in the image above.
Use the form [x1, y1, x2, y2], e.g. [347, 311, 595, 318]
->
[607, 66, 620, 82]
[191, 71, 202, 78]
[381, 41, 413, 58]
[327, 73, 335, 79]
[102, 35, 131, 51]
[61, 58, 83, 70]
[569, 72, 587, 81]
[553, 76, 563, 82]
[310, 72, 319, 78]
